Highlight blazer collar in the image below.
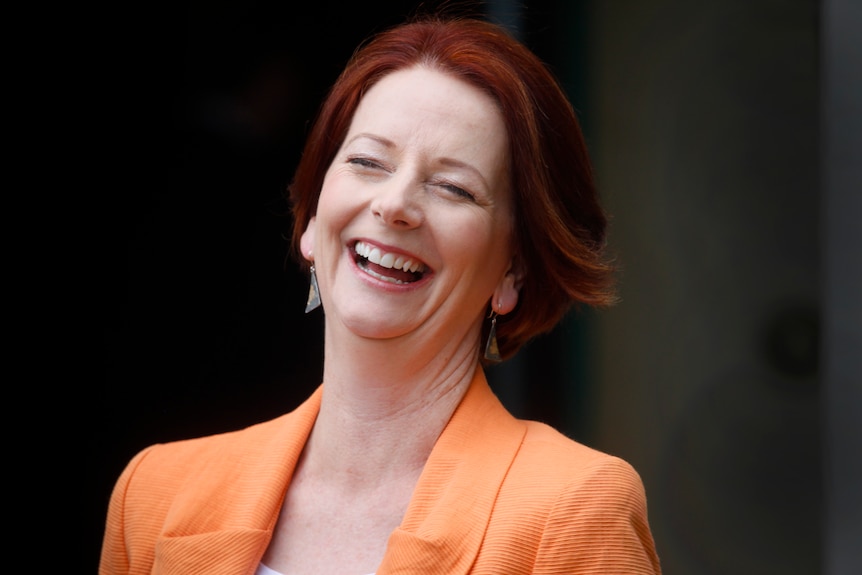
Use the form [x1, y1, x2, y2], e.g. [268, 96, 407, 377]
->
[154, 386, 322, 575]
[153, 368, 525, 575]
[378, 367, 527, 574]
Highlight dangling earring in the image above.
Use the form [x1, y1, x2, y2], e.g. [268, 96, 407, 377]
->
[305, 264, 321, 313]
[484, 308, 502, 362]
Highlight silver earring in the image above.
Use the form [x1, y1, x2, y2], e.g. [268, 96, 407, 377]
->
[305, 265, 321, 313]
[484, 310, 501, 362]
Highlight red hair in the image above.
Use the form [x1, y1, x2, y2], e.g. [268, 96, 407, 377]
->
[289, 15, 616, 362]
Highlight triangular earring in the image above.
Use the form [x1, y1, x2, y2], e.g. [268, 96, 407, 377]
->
[305, 265, 321, 313]
[484, 312, 501, 362]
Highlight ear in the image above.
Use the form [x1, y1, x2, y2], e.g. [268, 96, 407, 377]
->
[492, 259, 523, 315]
[300, 217, 316, 261]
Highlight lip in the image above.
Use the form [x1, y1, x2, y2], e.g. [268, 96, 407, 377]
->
[348, 239, 434, 288]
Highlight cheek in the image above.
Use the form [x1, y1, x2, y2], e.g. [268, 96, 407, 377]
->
[316, 173, 359, 233]
[315, 170, 340, 214]
[441, 214, 510, 274]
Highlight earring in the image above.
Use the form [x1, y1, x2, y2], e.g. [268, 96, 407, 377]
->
[305, 265, 321, 313]
[484, 310, 502, 362]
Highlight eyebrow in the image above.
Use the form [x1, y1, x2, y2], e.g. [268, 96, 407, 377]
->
[437, 157, 490, 190]
[344, 133, 490, 189]
[344, 132, 395, 148]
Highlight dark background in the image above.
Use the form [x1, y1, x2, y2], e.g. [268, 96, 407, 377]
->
[89, 1, 860, 573]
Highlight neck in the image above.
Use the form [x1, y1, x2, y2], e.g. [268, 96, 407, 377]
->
[304, 321, 481, 486]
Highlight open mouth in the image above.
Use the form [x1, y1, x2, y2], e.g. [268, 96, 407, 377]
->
[354, 240, 427, 284]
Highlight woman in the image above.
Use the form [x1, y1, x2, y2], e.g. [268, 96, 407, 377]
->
[100, 15, 661, 575]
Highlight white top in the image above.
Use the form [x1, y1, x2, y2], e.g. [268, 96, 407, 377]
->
[255, 563, 374, 575]
[254, 565, 283, 575]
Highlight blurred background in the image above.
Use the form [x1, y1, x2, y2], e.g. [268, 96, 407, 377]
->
[93, 0, 860, 573]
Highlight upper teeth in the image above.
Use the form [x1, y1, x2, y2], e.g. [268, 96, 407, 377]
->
[355, 241, 426, 273]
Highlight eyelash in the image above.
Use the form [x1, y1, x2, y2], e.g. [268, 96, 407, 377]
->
[346, 156, 476, 202]
[348, 156, 382, 169]
[438, 182, 475, 202]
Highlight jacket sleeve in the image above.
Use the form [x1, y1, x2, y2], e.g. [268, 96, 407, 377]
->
[533, 456, 662, 574]
[99, 446, 158, 575]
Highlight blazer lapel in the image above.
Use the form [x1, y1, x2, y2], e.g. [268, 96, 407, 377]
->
[378, 367, 527, 575]
[147, 371, 523, 575]
[152, 386, 323, 575]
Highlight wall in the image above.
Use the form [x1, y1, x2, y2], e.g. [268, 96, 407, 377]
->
[588, 2, 822, 573]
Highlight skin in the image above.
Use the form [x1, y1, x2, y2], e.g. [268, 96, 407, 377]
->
[263, 65, 521, 575]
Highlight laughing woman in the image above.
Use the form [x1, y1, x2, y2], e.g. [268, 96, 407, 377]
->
[100, 14, 661, 575]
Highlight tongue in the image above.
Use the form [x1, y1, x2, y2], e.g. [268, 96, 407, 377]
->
[366, 260, 419, 283]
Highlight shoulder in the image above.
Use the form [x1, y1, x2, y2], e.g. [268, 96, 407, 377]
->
[103, 396, 318, 529]
[115, 386, 322, 496]
[520, 420, 644, 490]
[480, 421, 661, 573]
[100, 406, 316, 572]
[122, 413, 293, 486]
[504, 420, 648, 513]
[106, 412, 295, 535]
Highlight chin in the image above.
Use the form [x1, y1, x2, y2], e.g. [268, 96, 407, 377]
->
[336, 311, 417, 341]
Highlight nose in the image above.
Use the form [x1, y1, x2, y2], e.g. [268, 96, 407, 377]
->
[370, 173, 423, 228]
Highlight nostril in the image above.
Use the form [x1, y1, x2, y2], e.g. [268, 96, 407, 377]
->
[370, 190, 423, 228]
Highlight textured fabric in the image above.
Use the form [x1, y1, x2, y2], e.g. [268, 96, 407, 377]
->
[100, 368, 661, 574]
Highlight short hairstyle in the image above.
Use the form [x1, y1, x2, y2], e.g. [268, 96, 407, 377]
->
[289, 15, 616, 362]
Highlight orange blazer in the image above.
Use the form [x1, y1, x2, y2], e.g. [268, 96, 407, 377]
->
[100, 368, 661, 574]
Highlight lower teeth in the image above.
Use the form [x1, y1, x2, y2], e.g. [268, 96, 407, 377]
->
[359, 258, 410, 284]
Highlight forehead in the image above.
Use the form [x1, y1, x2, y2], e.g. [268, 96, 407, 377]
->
[347, 66, 508, 152]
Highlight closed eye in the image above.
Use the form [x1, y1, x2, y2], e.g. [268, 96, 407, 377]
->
[439, 182, 476, 202]
[348, 156, 383, 169]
